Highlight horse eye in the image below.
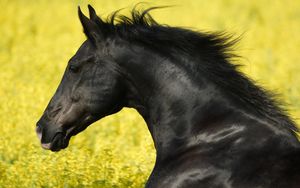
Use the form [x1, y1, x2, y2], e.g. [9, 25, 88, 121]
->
[69, 65, 80, 73]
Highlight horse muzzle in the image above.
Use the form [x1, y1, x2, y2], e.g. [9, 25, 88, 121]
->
[36, 122, 70, 152]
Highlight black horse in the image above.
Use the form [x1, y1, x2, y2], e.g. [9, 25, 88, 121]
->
[36, 5, 300, 188]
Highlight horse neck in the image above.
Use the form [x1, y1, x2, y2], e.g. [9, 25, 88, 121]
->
[119, 52, 239, 162]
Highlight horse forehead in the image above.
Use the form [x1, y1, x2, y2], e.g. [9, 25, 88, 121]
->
[75, 40, 95, 57]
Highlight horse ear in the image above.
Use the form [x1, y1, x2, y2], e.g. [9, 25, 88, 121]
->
[88, 5, 104, 24]
[78, 6, 103, 45]
[88, 5, 109, 36]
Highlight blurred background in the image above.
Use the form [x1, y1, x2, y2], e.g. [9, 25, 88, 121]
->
[0, 0, 299, 187]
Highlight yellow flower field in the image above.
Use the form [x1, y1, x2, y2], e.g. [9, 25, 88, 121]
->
[0, 0, 299, 187]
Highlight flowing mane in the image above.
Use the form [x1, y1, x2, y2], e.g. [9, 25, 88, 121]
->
[89, 6, 298, 133]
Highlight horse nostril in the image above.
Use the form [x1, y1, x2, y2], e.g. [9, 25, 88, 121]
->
[36, 124, 42, 133]
[36, 125, 42, 140]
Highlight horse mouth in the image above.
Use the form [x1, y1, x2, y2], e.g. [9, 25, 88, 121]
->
[38, 115, 96, 152]
[41, 132, 70, 152]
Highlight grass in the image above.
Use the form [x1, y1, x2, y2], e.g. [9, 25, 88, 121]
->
[0, 0, 299, 187]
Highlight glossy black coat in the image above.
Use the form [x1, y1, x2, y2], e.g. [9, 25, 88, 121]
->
[36, 5, 300, 188]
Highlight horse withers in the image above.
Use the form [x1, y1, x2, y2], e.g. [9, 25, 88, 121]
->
[36, 5, 300, 188]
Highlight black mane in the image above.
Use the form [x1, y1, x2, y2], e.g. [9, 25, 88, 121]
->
[93, 6, 298, 132]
